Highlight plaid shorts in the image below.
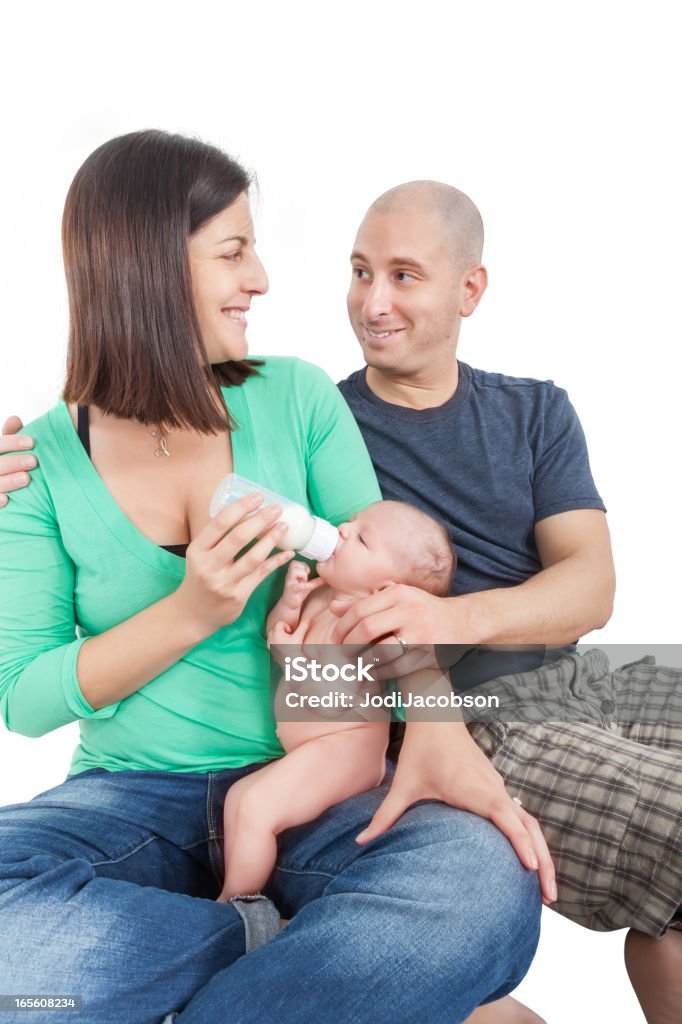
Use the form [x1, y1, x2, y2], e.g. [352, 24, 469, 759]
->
[469, 649, 682, 937]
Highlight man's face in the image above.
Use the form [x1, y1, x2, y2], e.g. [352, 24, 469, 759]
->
[346, 210, 465, 378]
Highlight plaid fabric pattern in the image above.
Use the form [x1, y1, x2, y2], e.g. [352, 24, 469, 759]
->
[469, 650, 682, 937]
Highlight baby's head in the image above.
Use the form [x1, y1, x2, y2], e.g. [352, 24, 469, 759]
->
[316, 500, 456, 598]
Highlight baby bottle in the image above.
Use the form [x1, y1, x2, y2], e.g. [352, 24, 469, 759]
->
[209, 473, 339, 561]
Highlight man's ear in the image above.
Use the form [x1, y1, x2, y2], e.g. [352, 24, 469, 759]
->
[460, 265, 488, 318]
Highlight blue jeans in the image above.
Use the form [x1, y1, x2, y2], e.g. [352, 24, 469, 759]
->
[0, 762, 540, 1023]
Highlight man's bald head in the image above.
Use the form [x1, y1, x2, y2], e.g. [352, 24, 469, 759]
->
[367, 181, 484, 273]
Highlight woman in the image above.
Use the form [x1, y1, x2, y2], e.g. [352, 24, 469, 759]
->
[0, 131, 540, 1023]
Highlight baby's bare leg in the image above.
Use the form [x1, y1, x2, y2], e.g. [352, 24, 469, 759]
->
[217, 725, 387, 901]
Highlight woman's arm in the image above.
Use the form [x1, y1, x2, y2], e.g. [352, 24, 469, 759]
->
[293, 360, 381, 521]
[79, 498, 296, 710]
[0, 490, 293, 736]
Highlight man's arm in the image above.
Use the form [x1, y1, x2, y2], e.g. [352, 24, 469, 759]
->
[0, 417, 34, 506]
[463, 508, 615, 644]
[332, 509, 615, 648]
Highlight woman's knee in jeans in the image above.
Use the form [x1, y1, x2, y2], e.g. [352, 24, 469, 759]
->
[0, 851, 98, 943]
[359, 801, 540, 932]
[417, 807, 541, 991]
[336, 803, 540, 1000]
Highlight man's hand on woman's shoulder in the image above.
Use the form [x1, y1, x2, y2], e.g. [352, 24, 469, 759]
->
[0, 417, 35, 507]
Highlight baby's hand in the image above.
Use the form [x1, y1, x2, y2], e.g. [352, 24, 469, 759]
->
[284, 560, 313, 589]
[282, 560, 325, 607]
[268, 617, 309, 646]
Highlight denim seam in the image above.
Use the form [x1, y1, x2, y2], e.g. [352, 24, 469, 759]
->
[273, 865, 337, 881]
[206, 772, 223, 881]
[89, 834, 211, 868]
[206, 772, 219, 838]
[90, 834, 159, 867]
[179, 837, 214, 852]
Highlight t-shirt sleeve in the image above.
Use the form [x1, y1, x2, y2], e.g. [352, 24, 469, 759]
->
[0, 468, 120, 738]
[533, 386, 606, 523]
[294, 360, 382, 523]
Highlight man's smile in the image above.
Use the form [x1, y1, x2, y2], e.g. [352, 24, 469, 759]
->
[362, 324, 405, 341]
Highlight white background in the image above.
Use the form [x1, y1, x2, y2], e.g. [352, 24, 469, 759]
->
[1, 2, 680, 1020]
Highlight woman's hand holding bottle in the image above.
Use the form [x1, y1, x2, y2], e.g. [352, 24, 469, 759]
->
[171, 492, 295, 638]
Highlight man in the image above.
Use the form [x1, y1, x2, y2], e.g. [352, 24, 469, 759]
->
[331, 181, 681, 1024]
[1, 183, 681, 1024]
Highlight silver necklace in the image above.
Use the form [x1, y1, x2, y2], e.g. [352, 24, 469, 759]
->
[149, 425, 173, 457]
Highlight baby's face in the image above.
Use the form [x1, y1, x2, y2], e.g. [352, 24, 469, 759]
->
[316, 504, 403, 596]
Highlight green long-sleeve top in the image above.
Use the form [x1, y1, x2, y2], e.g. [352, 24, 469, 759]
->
[0, 357, 381, 775]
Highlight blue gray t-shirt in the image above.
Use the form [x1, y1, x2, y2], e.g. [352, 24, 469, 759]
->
[338, 361, 604, 595]
[338, 362, 606, 686]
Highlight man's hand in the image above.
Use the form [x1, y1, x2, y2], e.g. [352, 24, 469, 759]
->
[357, 719, 557, 906]
[333, 510, 615, 649]
[331, 583, 477, 646]
[330, 583, 480, 678]
[0, 416, 34, 507]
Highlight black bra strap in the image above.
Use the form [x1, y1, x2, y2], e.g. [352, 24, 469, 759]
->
[77, 405, 90, 458]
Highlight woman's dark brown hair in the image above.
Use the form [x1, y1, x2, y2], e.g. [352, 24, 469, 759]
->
[62, 129, 260, 432]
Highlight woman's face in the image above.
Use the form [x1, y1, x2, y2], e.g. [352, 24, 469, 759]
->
[188, 193, 269, 363]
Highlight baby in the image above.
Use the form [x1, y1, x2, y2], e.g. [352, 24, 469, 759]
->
[217, 499, 456, 902]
